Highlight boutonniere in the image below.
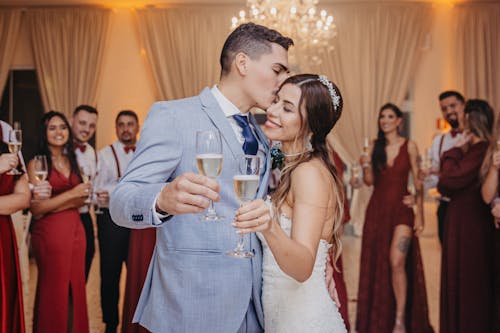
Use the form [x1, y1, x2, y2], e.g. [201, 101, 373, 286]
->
[271, 144, 284, 170]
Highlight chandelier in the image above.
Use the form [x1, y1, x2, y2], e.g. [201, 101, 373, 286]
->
[231, 0, 336, 65]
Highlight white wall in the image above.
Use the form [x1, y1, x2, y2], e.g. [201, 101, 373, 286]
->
[10, 3, 462, 151]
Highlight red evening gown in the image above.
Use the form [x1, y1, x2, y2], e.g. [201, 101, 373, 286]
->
[122, 228, 156, 333]
[0, 173, 25, 333]
[356, 140, 433, 333]
[31, 168, 89, 333]
[438, 143, 495, 333]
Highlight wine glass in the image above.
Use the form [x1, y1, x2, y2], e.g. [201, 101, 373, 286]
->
[93, 173, 103, 214]
[418, 148, 432, 180]
[7, 129, 22, 175]
[350, 163, 363, 189]
[196, 130, 224, 221]
[361, 137, 370, 167]
[227, 155, 260, 258]
[80, 164, 92, 204]
[33, 155, 48, 182]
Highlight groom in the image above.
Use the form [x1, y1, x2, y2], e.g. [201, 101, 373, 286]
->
[110, 23, 293, 332]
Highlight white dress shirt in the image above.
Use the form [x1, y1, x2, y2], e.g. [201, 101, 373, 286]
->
[425, 130, 463, 194]
[96, 140, 135, 208]
[75, 142, 98, 213]
[211, 85, 266, 167]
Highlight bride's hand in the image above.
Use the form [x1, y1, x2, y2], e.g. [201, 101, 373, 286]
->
[233, 198, 273, 234]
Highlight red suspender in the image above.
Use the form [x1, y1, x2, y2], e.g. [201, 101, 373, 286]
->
[438, 135, 445, 157]
[109, 145, 121, 179]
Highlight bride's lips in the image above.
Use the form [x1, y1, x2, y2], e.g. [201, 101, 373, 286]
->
[265, 118, 281, 129]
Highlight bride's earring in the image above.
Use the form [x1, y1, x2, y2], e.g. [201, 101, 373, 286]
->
[305, 136, 313, 151]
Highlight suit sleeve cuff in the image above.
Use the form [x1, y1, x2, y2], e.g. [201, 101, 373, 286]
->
[151, 190, 173, 225]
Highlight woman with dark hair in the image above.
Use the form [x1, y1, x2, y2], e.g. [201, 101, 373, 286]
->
[438, 99, 495, 333]
[0, 140, 30, 333]
[356, 103, 433, 333]
[235, 74, 347, 332]
[28, 111, 90, 333]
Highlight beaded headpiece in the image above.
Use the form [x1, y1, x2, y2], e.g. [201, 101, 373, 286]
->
[318, 75, 341, 111]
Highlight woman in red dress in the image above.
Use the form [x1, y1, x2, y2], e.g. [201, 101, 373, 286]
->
[0, 142, 30, 333]
[438, 99, 495, 333]
[356, 103, 433, 333]
[480, 100, 500, 333]
[29, 111, 91, 333]
[121, 228, 156, 333]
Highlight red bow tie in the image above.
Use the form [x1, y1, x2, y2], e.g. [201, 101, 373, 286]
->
[450, 129, 462, 138]
[74, 143, 86, 153]
[124, 146, 136, 154]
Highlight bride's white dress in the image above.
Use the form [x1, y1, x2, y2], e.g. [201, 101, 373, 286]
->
[257, 213, 347, 333]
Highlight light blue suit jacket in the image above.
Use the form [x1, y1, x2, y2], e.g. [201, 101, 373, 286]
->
[110, 88, 271, 333]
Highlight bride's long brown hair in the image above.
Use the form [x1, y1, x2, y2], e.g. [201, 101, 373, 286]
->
[271, 74, 344, 263]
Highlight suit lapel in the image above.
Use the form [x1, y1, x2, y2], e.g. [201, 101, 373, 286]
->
[248, 113, 271, 198]
[199, 88, 242, 159]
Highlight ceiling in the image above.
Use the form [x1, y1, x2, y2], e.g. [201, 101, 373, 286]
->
[0, 0, 491, 7]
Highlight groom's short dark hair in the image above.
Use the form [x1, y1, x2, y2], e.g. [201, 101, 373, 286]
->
[220, 22, 293, 77]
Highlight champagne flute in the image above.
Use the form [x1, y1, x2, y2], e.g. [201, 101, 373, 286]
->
[93, 173, 103, 214]
[418, 148, 432, 180]
[80, 164, 92, 204]
[350, 163, 362, 189]
[33, 155, 48, 182]
[361, 137, 370, 167]
[196, 130, 224, 221]
[227, 155, 260, 258]
[7, 129, 22, 175]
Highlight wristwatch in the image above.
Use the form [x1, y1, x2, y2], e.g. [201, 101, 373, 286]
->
[155, 202, 173, 223]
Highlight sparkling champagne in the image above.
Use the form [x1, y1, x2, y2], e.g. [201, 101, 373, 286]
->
[8, 142, 21, 154]
[34, 171, 48, 182]
[196, 154, 223, 178]
[233, 175, 260, 202]
[81, 174, 91, 183]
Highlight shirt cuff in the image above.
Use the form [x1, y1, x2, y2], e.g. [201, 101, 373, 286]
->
[151, 190, 172, 225]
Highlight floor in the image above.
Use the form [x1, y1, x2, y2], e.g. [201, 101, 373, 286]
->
[20, 202, 442, 333]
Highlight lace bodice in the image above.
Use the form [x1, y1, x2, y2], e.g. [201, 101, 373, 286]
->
[257, 212, 347, 333]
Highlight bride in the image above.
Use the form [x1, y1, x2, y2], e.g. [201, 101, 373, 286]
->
[234, 74, 347, 332]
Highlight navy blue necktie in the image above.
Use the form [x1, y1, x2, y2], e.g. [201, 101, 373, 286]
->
[233, 114, 259, 155]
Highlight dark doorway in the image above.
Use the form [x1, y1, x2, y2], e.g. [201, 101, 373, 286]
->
[0, 69, 45, 163]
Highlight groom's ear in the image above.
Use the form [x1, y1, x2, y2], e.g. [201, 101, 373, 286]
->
[234, 52, 249, 76]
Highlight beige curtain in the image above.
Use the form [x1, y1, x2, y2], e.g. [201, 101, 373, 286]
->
[303, 3, 432, 230]
[455, 3, 500, 111]
[0, 8, 23, 95]
[135, 5, 240, 100]
[25, 8, 111, 116]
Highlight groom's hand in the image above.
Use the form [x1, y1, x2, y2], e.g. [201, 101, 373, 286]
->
[156, 172, 220, 215]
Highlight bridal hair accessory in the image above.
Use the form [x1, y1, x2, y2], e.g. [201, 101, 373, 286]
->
[318, 75, 340, 111]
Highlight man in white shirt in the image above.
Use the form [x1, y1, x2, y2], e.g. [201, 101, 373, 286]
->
[425, 91, 465, 243]
[71, 104, 98, 281]
[95, 110, 139, 333]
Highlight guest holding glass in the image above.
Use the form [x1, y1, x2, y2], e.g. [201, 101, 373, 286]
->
[438, 99, 495, 333]
[28, 111, 90, 333]
[0, 140, 30, 333]
[356, 103, 433, 333]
